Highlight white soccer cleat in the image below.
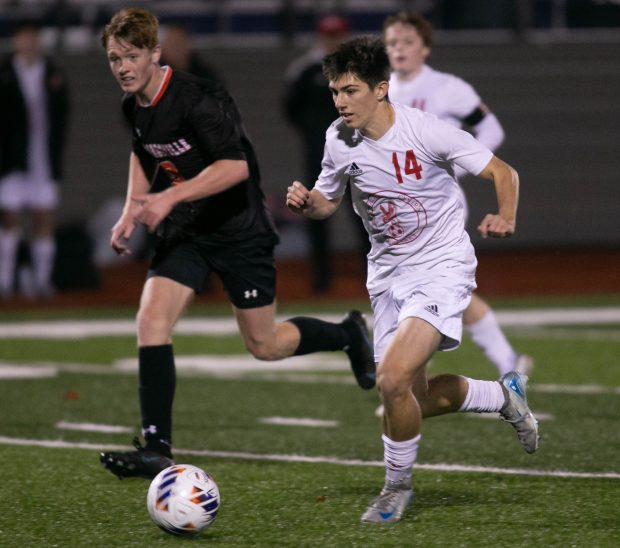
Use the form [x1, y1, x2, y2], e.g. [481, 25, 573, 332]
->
[361, 479, 413, 524]
[499, 371, 539, 454]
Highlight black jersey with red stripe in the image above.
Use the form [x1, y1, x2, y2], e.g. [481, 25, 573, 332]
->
[121, 68, 277, 243]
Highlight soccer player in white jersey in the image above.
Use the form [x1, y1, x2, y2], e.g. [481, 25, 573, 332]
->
[286, 36, 539, 524]
[383, 11, 532, 379]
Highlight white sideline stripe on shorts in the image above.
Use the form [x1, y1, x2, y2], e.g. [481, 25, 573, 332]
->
[0, 435, 618, 480]
[258, 417, 339, 428]
[55, 421, 133, 434]
[0, 307, 619, 339]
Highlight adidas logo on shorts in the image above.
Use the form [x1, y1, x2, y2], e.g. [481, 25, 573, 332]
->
[424, 304, 439, 316]
[346, 162, 363, 176]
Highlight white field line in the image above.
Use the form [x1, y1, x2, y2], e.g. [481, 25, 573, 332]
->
[0, 307, 619, 339]
[258, 417, 339, 428]
[509, 327, 620, 341]
[55, 421, 133, 434]
[467, 412, 555, 421]
[1, 360, 619, 396]
[54, 418, 337, 433]
[0, 436, 618, 480]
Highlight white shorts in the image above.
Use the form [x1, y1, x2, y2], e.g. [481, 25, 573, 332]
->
[370, 272, 475, 362]
[0, 173, 59, 210]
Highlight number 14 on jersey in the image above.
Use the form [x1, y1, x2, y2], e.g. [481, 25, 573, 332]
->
[392, 150, 423, 184]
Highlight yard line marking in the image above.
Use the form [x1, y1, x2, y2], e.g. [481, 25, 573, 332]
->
[0, 364, 57, 379]
[0, 307, 619, 339]
[115, 354, 349, 372]
[2, 359, 620, 395]
[510, 327, 620, 342]
[55, 421, 133, 434]
[467, 412, 555, 421]
[532, 384, 620, 395]
[0, 436, 618, 480]
[258, 417, 339, 428]
[0, 316, 333, 339]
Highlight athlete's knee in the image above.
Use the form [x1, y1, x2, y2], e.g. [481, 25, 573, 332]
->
[136, 306, 173, 345]
[377, 366, 413, 401]
[243, 335, 280, 361]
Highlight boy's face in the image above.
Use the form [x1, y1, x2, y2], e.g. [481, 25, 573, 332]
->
[384, 22, 430, 76]
[329, 73, 387, 131]
[106, 36, 161, 97]
[13, 27, 41, 61]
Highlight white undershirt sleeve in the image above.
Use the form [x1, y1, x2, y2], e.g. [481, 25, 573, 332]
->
[471, 112, 505, 153]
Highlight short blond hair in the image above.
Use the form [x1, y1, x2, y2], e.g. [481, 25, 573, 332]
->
[101, 8, 159, 50]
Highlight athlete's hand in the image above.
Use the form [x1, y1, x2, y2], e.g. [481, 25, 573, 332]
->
[132, 192, 175, 233]
[478, 213, 515, 239]
[286, 181, 312, 214]
[110, 214, 136, 256]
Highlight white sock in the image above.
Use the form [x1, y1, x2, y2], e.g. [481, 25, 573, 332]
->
[459, 377, 506, 413]
[30, 236, 55, 290]
[0, 229, 19, 294]
[466, 310, 518, 375]
[383, 433, 420, 483]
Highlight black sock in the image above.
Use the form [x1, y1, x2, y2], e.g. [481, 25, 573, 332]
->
[138, 344, 175, 456]
[287, 316, 350, 356]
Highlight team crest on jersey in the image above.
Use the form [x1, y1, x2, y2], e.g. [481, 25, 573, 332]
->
[367, 190, 428, 246]
[346, 162, 363, 176]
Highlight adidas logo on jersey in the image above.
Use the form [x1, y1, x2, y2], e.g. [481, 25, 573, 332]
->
[424, 304, 439, 316]
[346, 162, 363, 176]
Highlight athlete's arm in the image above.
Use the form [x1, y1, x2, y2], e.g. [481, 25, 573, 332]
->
[110, 152, 151, 255]
[464, 105, 505, 153]
[286, 181, 342, 219]
[476, 155, 519, 239]
[132, 159, 248, 233]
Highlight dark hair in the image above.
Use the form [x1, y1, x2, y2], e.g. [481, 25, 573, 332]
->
[383, 11, 433, 48]
[101, 7, 159, 49]
[322, 35, 390, 90]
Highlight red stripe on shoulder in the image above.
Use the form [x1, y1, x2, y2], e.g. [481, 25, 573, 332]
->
[149, 67, 172, 107]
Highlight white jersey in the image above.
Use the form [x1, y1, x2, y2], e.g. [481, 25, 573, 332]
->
[389, 64, 504, 154]
[315, 102, 493, 293]
[389, 64, 480, 128]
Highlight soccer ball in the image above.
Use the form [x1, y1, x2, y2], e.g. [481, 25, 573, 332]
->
[146, 464, 220, 536]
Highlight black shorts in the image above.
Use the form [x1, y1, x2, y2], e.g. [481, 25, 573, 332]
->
[147, 233, 278, 309]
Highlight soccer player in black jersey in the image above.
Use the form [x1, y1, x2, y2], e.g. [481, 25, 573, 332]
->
[98, 8, 376, 480]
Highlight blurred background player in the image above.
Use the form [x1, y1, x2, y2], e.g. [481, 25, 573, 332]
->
[160, 21, 222, 84]
[282, 14, 369, 292]
[383, 11, 532, 378]
[0, 20, 70, 300]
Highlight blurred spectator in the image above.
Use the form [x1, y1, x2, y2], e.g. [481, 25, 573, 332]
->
[160, 22, 222, 83]
[0, 20, 70, 300]
[282, 14, 369, 292]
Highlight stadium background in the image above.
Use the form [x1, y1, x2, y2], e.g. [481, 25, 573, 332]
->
[0, 0, 618, 303]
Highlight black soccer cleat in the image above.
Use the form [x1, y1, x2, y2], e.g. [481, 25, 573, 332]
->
[100, 437, 175, 479]
[342, 310, 376, 390]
